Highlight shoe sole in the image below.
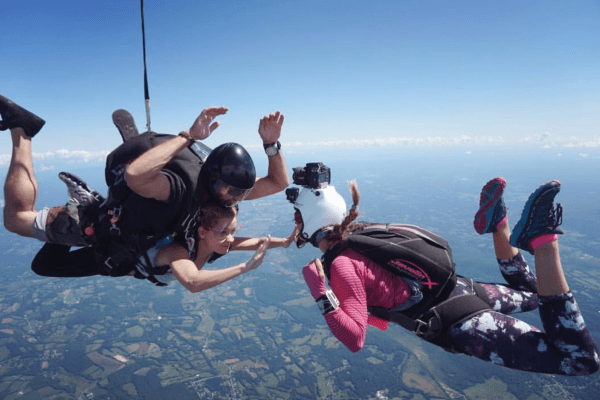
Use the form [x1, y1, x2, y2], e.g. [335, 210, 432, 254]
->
[59, 171, 105, 205]
[112, 109, 140, 142]
[510, 180, 561, 252]
[0, 94, 46, 138]
[59, 172, 91, 191]
[474, 177, 506, 234]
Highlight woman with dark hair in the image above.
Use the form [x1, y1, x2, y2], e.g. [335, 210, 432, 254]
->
[292, 178, 599, 376]
[146, 201, 297, 291]
[33, 201, 298, 292]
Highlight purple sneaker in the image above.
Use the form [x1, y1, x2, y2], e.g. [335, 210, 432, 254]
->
[474, 177, 507, 234]
[510, 180, 563, 254]
[0, 94, 46, 138]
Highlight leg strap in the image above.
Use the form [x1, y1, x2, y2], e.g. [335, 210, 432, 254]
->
[370, 279, 492, 352]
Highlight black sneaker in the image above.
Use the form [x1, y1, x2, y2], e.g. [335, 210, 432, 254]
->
[59, 172, 104, 206]
[0, 94, 46, 138]
[510, 180, 563, 254]
[112, 109, 140, 142]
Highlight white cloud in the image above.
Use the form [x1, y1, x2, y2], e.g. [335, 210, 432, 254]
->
[252, 135, 510, 149]
[0, 149, 109, 167]
[522, 133, 600, 149]
[1, 134, 598, 167]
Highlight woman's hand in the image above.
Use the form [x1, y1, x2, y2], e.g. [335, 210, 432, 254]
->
[243, 236, 271, 272]
[302, 258, 327, 300]
[282, 224, 300, 248]
[188, 106, 229, 140]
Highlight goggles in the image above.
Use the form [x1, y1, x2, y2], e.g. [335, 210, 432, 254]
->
[310, 226, 333, 248]
[213, 180, 253, 207]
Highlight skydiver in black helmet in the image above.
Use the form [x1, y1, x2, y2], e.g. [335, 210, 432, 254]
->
[1, 94, 292, 289]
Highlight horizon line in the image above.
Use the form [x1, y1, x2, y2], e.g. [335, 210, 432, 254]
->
[1, 135, 599, 167]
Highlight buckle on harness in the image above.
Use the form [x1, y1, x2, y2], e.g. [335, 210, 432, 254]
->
[108, 206, 122, 236]
[414, 319, 430, 336]
[414, 316, 442, 341]
[104, 256, 117, 271]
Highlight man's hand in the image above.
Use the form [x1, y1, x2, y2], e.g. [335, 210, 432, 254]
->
[188, 106, 229, 140]
[258, 111, 284, 144]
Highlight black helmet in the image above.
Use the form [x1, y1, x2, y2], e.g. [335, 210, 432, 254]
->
[199, 143, 256, 207]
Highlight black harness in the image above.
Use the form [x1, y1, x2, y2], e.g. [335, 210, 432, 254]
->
[322, 223, 492, 352]
[89, 132, 212, 285]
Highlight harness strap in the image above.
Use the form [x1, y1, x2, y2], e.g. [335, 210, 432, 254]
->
[93, 242, 138, 277]
[138, 249, 168, 287]
[93, 211, 170, 286]
[368, 279, 492, 352]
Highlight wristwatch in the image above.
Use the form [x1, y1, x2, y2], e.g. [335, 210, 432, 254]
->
[316, 290, 339, 315]
[263, 141, 281, 157]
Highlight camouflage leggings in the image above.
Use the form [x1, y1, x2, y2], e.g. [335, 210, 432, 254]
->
[448, 253, 599, 376]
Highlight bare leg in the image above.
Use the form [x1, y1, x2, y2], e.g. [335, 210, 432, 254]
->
[534, 240, 569, 296]
[492, 219, 519, 259]
[3, 127, 38, 237]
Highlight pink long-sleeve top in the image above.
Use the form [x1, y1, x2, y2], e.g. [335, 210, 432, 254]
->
[324, 248, 412, 352]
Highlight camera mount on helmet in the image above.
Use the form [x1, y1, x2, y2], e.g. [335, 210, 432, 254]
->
[292, 162, 330, 189]
[286, 162, 345, 248]
[286, 162, 331, 205]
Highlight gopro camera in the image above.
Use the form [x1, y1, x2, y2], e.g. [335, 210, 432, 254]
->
[286, 187, 300, 204]
[292, 162, 331, 189]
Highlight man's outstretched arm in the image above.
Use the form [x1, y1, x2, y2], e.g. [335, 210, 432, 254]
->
[125, 106, 228, 202]
[245, 111, 290, 200]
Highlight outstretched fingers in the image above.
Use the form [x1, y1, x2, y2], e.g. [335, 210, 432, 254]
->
[258, 111, 284, 143]
[245, 236, 271, 271]
[283, 225, 301, 248]
[189, 106, 228, 140]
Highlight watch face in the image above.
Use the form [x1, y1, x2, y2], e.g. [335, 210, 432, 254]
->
[265, 146, 278, 156]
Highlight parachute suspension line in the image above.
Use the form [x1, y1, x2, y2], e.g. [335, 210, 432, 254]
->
[140, 0, 151, 132]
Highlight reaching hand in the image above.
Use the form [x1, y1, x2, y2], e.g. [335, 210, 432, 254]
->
[302, 258, 327, 300]
[282, 225, 300, 248]
[189, 106, 229, 140]
[243, 236, 271, 272]
[258, 111, 284, 144]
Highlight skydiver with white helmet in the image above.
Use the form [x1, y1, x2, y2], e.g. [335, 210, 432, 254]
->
[288, 162, 598, 376]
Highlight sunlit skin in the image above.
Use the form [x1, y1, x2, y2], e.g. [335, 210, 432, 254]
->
[199, 216, 238, 256]
[124, 107, 289, 206]
[154, 214, 298, 294]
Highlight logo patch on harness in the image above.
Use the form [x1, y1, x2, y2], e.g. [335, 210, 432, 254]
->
[388, 259, 438, 290]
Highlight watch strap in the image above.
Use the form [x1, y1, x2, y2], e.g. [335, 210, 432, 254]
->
[263, 140, 281, 150]
[178, 131, 195, 142]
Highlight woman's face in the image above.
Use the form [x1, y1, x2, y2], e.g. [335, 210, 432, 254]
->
[200, 216, 237, 254]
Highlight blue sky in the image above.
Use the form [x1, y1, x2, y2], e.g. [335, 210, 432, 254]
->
[1, 0, 599, 163]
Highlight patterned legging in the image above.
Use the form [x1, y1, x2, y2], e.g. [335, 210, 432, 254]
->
[447, 253, 599, 376]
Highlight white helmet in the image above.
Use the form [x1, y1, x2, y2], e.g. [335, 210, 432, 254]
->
[294, 185, 347, 246]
